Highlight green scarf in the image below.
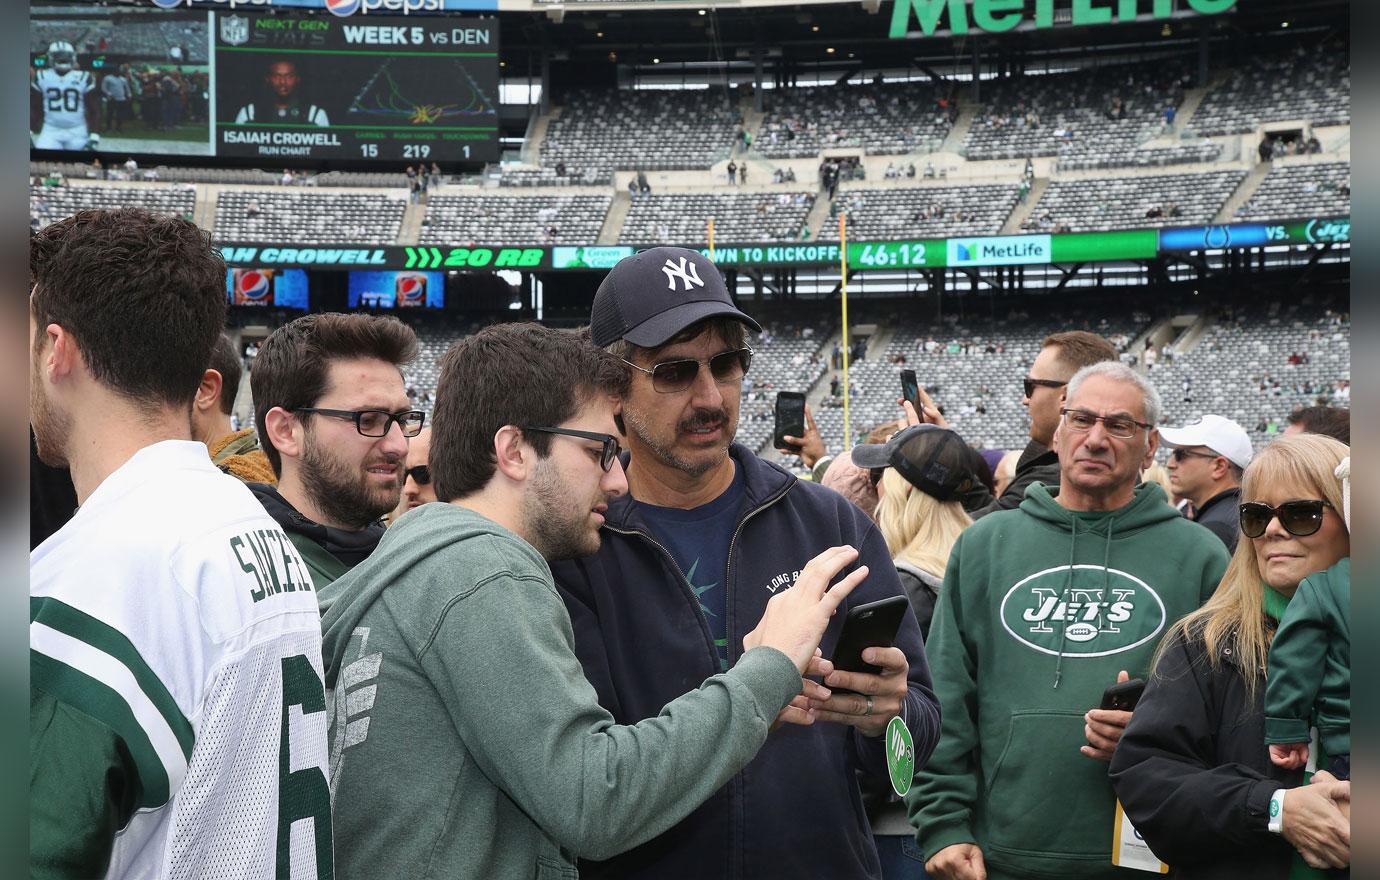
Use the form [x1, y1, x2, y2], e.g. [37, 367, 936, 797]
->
[1261, 582, 1328, 880]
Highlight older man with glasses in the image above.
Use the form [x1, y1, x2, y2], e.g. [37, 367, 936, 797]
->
[551, 246, 940, 880]
[1160, 414, 1254, 552]
[249, 312, 422, 588]
[908, 361, 1229, 880]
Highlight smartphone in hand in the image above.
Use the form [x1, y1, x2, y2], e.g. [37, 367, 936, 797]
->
[830, 595, 910, 680]
[900, 369, 920, 410]
[774, 391, 806, 453]
[1099, 678, 1146, 711]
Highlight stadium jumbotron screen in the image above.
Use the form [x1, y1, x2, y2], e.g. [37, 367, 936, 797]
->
[29, 7, 499, 163]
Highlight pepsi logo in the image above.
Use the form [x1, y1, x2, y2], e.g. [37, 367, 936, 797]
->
[326, 0, 361, 16]
[149, 0, 183, 8]
[1064, 622, 1099, 643]
[397, 275, 425, 303]
[237, 271, 271, 302]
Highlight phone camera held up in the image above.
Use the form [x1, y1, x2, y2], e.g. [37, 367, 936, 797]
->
[774, 391, 806, 453]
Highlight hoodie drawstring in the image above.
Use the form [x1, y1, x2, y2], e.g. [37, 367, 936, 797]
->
[1052, 516, 1077, 688]
[1051, 514, 1117, 689]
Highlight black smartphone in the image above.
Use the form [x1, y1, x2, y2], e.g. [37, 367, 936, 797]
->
[774, 391, 806, 452]
[1099, 678, 1146, 711]
[830, 595, 911, 678]
[900, 369, 920, 409]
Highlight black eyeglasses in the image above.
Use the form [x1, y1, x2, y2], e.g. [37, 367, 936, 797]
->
[621, 347, 753, 394]
[404, 464, 431, 485]
[520, 426, 622, 472]
[1240, 499, 1331, 539]
[1060, 408, 1153, 440]
[1168, 448, 1220, 464]
[1023, 377, 1067, 399]
[294, 407, 426, 438]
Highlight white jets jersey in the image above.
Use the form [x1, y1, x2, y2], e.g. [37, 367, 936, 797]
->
[30, 441, 333, 880]
[33, 67, 95, 129]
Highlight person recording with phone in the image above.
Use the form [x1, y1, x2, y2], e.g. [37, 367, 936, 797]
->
[906, 362, 1228, 880]
[551, 247, 940, 880]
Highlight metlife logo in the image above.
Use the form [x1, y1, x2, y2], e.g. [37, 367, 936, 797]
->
[150, 0, 468, 14]
[946, 234, 1051, 267]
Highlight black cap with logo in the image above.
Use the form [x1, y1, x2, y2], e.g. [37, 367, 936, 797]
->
[589, 246, 762, 348]
[850, 424, 984, 503]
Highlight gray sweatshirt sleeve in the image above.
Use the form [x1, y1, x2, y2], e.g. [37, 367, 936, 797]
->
[419, 566, 802, 861]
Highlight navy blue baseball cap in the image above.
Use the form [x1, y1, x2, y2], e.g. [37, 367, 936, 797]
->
[850, 424, 983, 502]
[589, 246, 761, 348]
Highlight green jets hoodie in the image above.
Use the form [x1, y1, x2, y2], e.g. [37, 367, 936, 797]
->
[317, 503, 801, 880]
[907, 482, 1229, 880]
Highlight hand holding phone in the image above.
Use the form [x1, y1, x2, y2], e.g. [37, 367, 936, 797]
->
[774, 391, 806, 453]
[829, 595, 910, 679]
[900, 369, 920, 410]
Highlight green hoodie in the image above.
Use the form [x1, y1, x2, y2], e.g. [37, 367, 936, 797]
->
[907, 482, 1229, 880]
[318, 502, 801, 880]
[1265, 557, 1349, 757]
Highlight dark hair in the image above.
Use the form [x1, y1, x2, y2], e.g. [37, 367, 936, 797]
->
[208, 333, 242, 416]
[251, 312, 418, 476]
[430, 323, 630, 501]
[30, 208, 226, 409]
[1042, 331, 1118, 378]
[1286, 405, 1349, 444]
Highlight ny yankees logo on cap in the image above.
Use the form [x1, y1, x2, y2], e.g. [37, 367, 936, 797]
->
[662, 257, 705, 292]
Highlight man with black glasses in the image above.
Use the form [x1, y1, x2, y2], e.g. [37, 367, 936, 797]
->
[912, 330, 1117, 518]
[320, 322, 868, 879]
[908, 361, 1228, 880]
[551, 247, 941, 880]
[249, 312, 422, 588]
[1160, 414, 1253, 552]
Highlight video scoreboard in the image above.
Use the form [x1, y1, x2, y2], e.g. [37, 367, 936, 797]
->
[29, 7, 499, 164]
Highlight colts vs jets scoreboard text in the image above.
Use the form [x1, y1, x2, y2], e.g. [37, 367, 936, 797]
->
[216, 14, 498, 162]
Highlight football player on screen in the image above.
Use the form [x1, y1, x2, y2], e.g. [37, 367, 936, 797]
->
[31, 41, 101, 151]
[233, 60, 329, 127]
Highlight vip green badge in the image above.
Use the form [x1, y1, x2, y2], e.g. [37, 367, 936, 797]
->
[886, 716, 915, 797]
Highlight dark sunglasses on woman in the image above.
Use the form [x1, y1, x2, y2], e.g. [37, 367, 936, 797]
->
[1239, 499, 1331, 539]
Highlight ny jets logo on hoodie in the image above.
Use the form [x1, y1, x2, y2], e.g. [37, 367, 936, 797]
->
[999, 565, 1167, 658]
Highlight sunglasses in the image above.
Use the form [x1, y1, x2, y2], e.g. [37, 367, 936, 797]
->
[520, 426, 622, 472]
[404, 464, 431, 486]
[1168, 448, 1220, 464]
[1060, 408, 1153, 440]
[622, 348, 753, 394]
[1239, 499, 1331, 539]
[1023, 377, 1067, 399]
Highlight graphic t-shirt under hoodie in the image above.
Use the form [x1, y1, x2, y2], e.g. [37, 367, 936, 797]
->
[908, 482, 1229, 880]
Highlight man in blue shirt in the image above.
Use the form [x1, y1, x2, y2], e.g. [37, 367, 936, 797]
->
[552, 247, 940, 879]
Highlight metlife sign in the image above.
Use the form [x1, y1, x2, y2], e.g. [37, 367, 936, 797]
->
[890, 0, 1237, 38]
[947, 235, 1051, 267]
[149, 0, 496, 13]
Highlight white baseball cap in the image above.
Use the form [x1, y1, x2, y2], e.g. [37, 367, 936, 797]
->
[1159, 415, 1253, 469]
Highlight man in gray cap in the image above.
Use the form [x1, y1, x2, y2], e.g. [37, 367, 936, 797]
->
[552, 247, 940, 880]
[1161, 413, 1254, 552]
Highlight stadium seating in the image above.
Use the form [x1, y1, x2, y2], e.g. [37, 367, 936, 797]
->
[1024, 169, 1246, 232]
[29, 182, 195, 230]
[421, 193, 611, 245]
[215, 189, 406, 244]
[961, 59, 1220, 170]
[752, 81, 954, 159]
[818, 183, 1019, 241]
[505, 88, 740, 184]
[1193, 46, 1350, 136]
[1236, 161, 1350, 221]
[619, 191, 814, 244]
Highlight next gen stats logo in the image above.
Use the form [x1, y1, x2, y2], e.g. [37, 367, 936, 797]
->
[152, 0, 448, 14]
[947, 234, 1051, 267]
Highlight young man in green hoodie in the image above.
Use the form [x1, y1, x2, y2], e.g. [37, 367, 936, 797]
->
[319, 323, 869, 880]
[908, 361, 1230, 880]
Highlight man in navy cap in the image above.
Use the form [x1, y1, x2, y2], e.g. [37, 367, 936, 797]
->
[553, 247, 941, 880]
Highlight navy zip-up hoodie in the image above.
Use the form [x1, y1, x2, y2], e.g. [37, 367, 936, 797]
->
[551, 444, 941, 880]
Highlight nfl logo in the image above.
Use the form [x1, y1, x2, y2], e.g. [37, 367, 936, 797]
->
[220, 15, 249, 46]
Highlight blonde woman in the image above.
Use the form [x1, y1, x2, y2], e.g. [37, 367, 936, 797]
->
[1110, 434, 1350, 878]
[850, 424, 982, 880]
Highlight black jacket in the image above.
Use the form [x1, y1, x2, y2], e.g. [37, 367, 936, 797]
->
[970, 438, 1060, 520]
[1190, 487, 1241, 554]
[1108, 626, 1303, 880]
